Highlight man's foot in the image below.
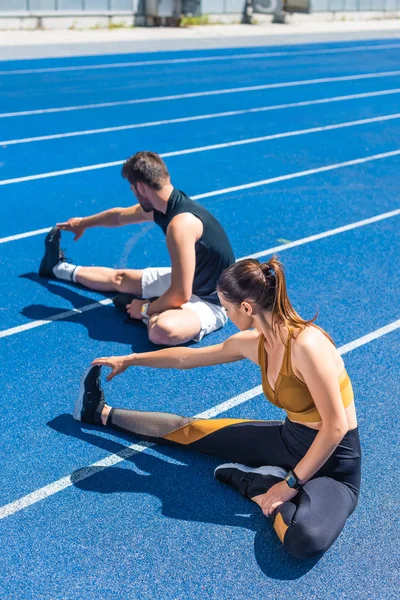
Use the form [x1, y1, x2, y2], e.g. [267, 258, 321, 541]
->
[73, 365, 105, 425]
[214, 463, 287, 499]
[112, 293, 137, 312]
[39, 227, 65, 278]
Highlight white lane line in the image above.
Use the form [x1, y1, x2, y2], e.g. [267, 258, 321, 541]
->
[243, 209, 400, 260]
[2, 149, 400, 246]
[2, 112, 400, 187]
[1, 316, 399, 520]
[192, 149, 400, 201]
[338, 320, 400, 355]
[3, 87, 400, 147]
[2, 70, 400, 119]
[197, 386, 263, 419]
[1, 43, 400, 76]
[0, 298, 114, 339]
[0, 227, 52, 244]
[0, 207, 399, 340]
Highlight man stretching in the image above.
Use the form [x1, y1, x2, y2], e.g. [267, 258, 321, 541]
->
[39, 151, 235, 346]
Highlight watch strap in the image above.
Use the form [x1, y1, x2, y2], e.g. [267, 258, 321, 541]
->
[284, 470, 302, 490]
[140, 302, 150, 323]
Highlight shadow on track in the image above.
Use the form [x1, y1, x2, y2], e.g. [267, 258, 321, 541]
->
[48, 413, 322, 580]
[19, 272, 156, 350]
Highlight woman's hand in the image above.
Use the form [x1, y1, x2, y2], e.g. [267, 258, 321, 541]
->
[253, 481, 299, 517]
[56, 217, 85, 241]
[92, 356, 129, 381]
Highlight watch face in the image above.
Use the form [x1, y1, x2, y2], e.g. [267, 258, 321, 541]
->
[287, 474, 295, 487]
[141, 303, 150, 322]
[285, 472, 297, 488]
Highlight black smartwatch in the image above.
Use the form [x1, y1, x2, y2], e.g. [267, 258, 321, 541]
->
[284, 470, 302, 490]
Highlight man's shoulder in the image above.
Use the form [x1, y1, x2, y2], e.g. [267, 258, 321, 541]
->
[167, 212, 203, 239]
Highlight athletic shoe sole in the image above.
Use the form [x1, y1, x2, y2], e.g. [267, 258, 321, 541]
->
[39, 226, 62, 278]
[214, 463, 287, 480]
[112, 293, 137, 312]
[73, 365, 101, 422]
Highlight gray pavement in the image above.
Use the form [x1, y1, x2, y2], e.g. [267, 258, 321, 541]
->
[0, 18, 399, 60]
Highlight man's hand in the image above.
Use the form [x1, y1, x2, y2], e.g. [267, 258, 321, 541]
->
[56, 217, 86, 241]
[126, 298, 147, 320]
[91, 356, 129, 381]
[252, 481, 299, 517]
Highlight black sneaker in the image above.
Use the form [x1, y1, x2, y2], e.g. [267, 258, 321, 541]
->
[112, 293, 137, 312]
[39, 227, 66, 278]
[214, 463, 287, 499]
[73, 365, 105, 425]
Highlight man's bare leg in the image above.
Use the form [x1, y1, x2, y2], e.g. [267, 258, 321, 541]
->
[74, 267, 144, 294]
[76, 270, 202, 345]
[148, 307, 201, 346]
[39, 227, 144, 294]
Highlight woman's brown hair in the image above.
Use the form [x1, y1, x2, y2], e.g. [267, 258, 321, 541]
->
[217, 257, 334, 344]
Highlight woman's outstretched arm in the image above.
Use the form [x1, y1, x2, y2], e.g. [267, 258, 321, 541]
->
[92, 329, 260, 380]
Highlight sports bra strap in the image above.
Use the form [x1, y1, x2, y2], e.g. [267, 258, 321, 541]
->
[281, 331, 294, 376]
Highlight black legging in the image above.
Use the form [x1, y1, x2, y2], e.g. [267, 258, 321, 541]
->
[107, 408, 361, 559]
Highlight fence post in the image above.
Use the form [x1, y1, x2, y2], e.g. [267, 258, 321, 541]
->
[242, 0, 252, 23]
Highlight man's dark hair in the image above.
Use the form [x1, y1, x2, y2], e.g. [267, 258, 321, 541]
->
[121, 151, 170, 190]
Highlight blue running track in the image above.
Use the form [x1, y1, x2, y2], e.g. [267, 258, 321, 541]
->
[0, 38, 399, 599]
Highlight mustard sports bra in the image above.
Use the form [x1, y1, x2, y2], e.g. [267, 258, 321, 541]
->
[258, 333, 354, 423]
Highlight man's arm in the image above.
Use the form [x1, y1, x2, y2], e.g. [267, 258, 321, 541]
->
[57, 204, 153, 240]
[147, 213, 202, 316]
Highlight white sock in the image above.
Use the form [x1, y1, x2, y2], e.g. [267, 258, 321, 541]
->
[52, 261, 81, 282]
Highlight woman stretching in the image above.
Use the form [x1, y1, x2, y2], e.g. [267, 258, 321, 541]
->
[74, 258, 361, 559]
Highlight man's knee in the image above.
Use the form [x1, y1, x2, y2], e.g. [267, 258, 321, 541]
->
[112, 270, 141, 292]
[148, 313, 195, 346]
[110, 269, 126, 289]
[148, 317, 179, 346]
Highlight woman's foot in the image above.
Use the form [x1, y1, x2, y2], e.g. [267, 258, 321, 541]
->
[73, 365, 106, 424]
[214, 463, 287, 499]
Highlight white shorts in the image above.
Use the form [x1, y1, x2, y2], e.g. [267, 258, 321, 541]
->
[141, 267, 227, 342]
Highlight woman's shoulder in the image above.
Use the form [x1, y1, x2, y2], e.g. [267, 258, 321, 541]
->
[237, 329, 263, 347]
[228, 329, 262, 364]
[291, 325, 335, 358]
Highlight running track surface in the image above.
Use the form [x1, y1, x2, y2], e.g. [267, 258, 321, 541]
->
[0, 39, 399, 599]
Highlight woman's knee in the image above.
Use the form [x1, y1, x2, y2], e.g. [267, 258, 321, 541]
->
[283, 521, 332, 559]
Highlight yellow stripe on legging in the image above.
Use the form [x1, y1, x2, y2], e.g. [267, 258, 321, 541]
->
[273, 512, 288, 543]
[164, 418, 252, 445]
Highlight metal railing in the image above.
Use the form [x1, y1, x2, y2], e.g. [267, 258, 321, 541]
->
[0, 1, 138, 12]
[312, 0, 400, 10]
[1, 0, 399, 15]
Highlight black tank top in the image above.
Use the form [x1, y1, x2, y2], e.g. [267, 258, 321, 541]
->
[153, 188, 235, 305]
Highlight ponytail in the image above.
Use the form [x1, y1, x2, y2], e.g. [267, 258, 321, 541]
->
[217, 257, 334, 344]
